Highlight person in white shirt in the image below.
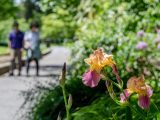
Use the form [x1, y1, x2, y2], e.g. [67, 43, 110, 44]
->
[24, 22, 41, 76]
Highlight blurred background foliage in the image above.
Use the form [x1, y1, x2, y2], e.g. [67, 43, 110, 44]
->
[27, 0, 160, 120]
[1, 0, 160, 120]
[0, 0, 78, 46]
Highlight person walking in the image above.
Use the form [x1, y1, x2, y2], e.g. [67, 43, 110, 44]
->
[24, 22, 41, 76]
[9, 21, 24, 76]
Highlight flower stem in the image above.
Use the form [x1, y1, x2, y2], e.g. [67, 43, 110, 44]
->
[62, 86, 70, 120]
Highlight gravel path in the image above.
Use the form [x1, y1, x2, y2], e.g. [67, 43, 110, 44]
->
[0, 46, 71, 120]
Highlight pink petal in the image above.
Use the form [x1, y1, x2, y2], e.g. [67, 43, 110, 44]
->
[138, 95, 150, 109]
[147, 86, 153, 97]
[120, 89, 131, 103]
[137, 30, 145, 37]
[136, 41, 148, 50]
[82, 70, 101, 88]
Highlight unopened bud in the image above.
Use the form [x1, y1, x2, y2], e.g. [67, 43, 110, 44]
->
[106, 81, 116, 101]
[68, 94, 72, 109]
[106, 80, 122, 105]
[112, 65, 123, 87]
[57, 112, 62, 120]
[59, 62, 66, 86]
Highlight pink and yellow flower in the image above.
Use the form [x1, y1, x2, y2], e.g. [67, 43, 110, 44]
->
[120, 75, 153, 109]
[82, 48, 115, 87]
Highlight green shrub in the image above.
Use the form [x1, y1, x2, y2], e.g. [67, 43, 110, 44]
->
[41, 14, 76, 43]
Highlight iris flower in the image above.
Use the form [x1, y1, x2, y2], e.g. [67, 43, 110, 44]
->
[120, 75, 153, 109]
[82, 48, 115, 87]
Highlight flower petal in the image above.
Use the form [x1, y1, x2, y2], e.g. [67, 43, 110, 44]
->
[138, 95, 150, 109]
[127, 75, 146, 94]
[146, 85, 153, 97]
[82, 70, 101, 88]
[137, 30, 145, 37]
[136, 41, 148, 50]
[84, 48, 115, 72]
[120, 89, 131, 103]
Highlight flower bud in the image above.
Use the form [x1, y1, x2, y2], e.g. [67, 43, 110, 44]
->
[57, 112, 62, 120]
[68, 94, 73, 109]
[59, 62, 66, 86]
[106, 81, 116, 100]
[112, 65, 123, 87]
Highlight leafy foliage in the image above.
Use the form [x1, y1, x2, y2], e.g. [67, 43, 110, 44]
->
[41, 14, 76, 43]
[0, 0, 18, 20]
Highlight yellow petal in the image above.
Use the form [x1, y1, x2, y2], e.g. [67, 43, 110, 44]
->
[84, 48, 115, 72]
[127, 75, 150, 95]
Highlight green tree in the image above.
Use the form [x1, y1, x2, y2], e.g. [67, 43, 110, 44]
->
[0, 0, 18, 19]
[23, 0, 41, 21]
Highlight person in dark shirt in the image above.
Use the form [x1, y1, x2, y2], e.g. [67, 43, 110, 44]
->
[9, 21, 24, 76]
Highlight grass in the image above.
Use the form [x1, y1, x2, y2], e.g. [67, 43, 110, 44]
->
[50, 41, 74, 47]
[40, 44, 49, 53]
[0, 46, 9, 55]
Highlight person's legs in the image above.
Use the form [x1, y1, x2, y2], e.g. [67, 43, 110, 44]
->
[9, 49, 16, 76]
[26, 58, 31, 76]
[34, 58, 39, 76]
[17, 49, 22, 76]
